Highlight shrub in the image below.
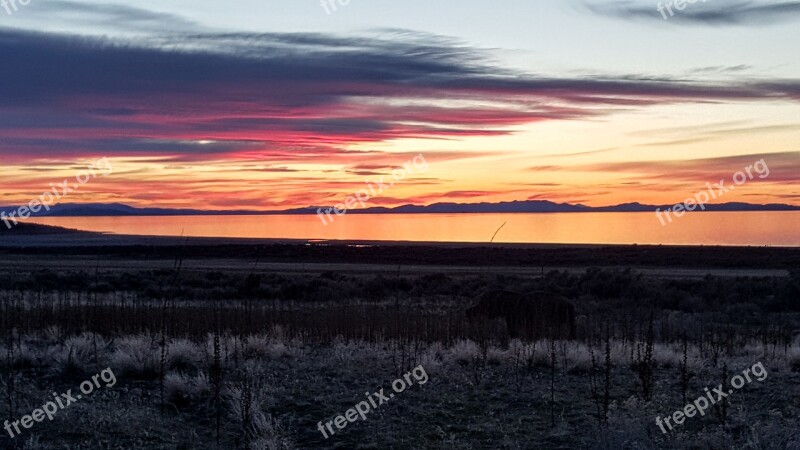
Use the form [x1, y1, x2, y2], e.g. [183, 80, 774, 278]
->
[50, 333, 107, 375]
[449, 340, 479, 366]
[164, 372, 211, 406]
[167, 338, 203, 371]
[111, 334, 159, 378]
[787, 347, 800, 372]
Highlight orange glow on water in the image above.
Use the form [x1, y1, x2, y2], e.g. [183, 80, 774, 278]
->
[24, 212, 800, 246]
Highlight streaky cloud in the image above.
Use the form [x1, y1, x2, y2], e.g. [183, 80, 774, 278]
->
[585, 0, 800, 26]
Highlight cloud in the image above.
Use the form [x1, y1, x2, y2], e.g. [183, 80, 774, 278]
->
[0, 5, 799, 210]
[551, 151, 800, 184]
[1, 20, 800, 163]
[631, 123, 800, 147]
[586, 0, 800, 26]
[14, 0, 202, 35]
[687, 65, 752, 75]
[1, 25, 799, 163]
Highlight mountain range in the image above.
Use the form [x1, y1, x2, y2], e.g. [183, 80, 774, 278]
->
[1, 200, 798, 217]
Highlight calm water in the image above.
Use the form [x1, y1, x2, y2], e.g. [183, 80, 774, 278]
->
[22, 211, 800, 246]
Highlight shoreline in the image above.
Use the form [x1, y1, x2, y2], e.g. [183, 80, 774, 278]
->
[1, 223, 798, 250]
[2, 229, 800, 250]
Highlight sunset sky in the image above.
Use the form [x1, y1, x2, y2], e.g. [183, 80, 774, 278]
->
[1, 0, 799, 210]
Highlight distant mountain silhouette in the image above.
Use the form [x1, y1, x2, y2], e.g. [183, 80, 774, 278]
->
[1, 200, 798, 218]
[0, 202, 261, 217]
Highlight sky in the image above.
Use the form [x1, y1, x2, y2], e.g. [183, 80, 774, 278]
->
[1, 0, 799, 210]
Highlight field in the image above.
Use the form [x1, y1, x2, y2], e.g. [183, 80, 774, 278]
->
[1, 229, 799, 449]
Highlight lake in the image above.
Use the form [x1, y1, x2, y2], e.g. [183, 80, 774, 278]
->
[22, 211, 800, 246]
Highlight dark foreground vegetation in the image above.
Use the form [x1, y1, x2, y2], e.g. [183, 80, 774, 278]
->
[5, 241, 800, 270]
[2, 267, 799, 341]
[1, 244, 799, 449]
